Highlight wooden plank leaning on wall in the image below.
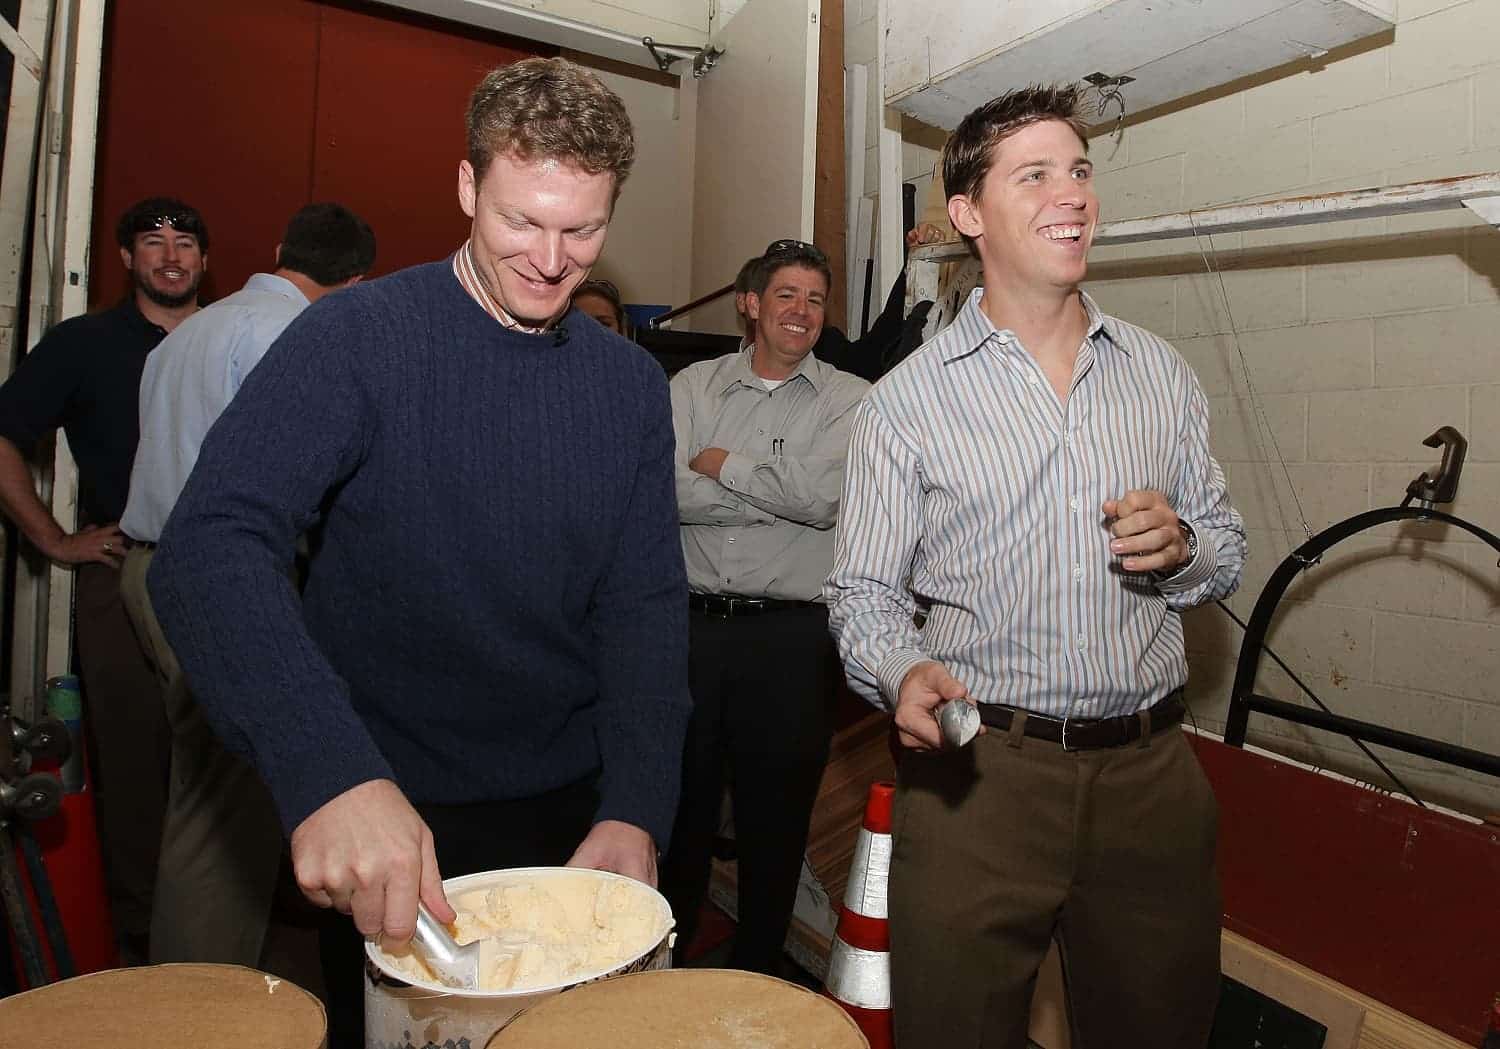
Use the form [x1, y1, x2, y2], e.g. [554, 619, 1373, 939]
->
[812, 0, 845, 330]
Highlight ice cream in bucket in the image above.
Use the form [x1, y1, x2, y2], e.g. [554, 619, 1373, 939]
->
[364, 866, 674, 1049]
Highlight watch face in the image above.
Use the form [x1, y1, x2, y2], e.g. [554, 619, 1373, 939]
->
[1180, 523, 1197, 560]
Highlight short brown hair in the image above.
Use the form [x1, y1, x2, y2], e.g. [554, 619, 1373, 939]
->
[466, 57, 636, 195]
[941, 84, 1089, 256]
[751, 240, 831, 297]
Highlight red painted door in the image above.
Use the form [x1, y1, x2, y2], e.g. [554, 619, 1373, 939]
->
[91, 0, 548, 307]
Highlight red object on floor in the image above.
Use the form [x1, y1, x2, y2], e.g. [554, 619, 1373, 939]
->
[17, 777, 119, 982]
[824, 781, 894, 1049]
[1191, 734, 1500, 1045]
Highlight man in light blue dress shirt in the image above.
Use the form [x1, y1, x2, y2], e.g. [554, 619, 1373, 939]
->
[827, 87, 1245, 1048]
[120, 202, 375, 968]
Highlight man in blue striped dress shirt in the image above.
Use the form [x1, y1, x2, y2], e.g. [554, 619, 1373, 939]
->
[826, 85, 1246, 1048]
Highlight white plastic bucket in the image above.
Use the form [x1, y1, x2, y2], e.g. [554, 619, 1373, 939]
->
[363, 867, 673, 1049]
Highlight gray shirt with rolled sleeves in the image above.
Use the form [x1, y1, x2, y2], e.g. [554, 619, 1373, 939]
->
[671, 346, 871, 602]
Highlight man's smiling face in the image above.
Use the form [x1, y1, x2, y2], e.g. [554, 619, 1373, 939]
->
[748, 263, 827, 365]
[950, 117, 1097, 293]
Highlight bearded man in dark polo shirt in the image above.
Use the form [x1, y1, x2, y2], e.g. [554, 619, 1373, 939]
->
[147, 58, 689, 1046]
[0, 197, 208, 962]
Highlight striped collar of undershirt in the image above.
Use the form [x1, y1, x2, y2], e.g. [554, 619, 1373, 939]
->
[451, 239, 549, 334]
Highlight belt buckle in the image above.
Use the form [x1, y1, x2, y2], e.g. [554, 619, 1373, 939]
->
[1061, 716, 1078, 752]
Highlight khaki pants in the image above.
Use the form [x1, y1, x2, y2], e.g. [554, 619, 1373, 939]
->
[120, 544, 284, 966]
[889, 721, 1221, 1049]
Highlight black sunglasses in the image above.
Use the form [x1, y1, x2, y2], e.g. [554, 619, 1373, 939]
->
[763, 238, 827, 262]
[131, 212, 206, 240]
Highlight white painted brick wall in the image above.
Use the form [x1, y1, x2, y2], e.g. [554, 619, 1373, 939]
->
[1375, 305, 1500, 386]
[1311, 80, 1470, 182]
[1307, 387, 1470, 461]
[1080, 0, 1500, 814]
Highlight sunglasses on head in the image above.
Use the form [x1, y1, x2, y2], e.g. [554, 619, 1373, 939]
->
[132, 213, 205, 239]
[763, 239, 827, 263]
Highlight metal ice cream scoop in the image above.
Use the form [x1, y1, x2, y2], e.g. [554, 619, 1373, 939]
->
[409, 903, 482, 990]
[936, 698, 981, 749]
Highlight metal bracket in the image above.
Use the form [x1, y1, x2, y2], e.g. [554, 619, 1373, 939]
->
[693, 46, 724, 79]
[642, 36, 724, 78]
[1082, 71, 1135, 89]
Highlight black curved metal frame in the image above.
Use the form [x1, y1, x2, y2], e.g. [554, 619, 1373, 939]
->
[1225, 505, 1500, 781]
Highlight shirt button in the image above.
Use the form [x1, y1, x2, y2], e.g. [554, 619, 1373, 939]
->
[1076, 634, 1088, 651]
[1028, 375, 1040, 387]
[1072, 563, 1083, 581]
[727, 536, 736, 543]
[1068, 497, 1079, 512]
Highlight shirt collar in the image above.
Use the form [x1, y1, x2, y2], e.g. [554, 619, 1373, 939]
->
[720, 342, 827, 394]
[244, 272, 311, 307]
[114, 296, 169, 338]
[939, 287, 1125, 364]
[451, 239, 550, 334]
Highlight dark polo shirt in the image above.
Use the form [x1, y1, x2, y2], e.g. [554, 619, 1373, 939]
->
[0, 299, 167, 526]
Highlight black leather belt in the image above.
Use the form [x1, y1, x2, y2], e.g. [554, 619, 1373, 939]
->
[688, 593, 820, 617]
[977, 689, 1186, 751]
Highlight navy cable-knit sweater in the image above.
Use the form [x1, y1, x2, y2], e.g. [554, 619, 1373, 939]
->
[149, 260, 691, 847]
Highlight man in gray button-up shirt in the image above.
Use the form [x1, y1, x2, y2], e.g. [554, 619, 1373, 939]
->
[661, 241, 869, 975]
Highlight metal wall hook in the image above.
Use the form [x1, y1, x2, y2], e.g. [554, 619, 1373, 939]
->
[1402, 426, 1467, 508]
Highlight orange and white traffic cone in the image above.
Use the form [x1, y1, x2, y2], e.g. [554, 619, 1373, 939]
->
[825, 780, 894, 1049]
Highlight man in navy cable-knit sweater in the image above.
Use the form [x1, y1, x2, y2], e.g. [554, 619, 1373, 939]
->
[148, 58, 688, 1043]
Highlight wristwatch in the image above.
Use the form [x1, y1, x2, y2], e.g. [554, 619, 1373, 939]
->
[1155, 521, 1198, 581]
[1178, 520, 1198, 566]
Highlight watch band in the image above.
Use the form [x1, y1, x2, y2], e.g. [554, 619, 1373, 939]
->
[1177, 520, 1198, 568]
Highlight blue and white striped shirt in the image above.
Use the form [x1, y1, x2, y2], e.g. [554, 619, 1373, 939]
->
[825, 288, 1245, 720]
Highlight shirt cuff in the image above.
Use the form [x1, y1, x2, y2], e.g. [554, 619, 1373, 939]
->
[717, 451, 756, 494]
[1156, 520, 1220, 594]
[876, 647, 933, 710]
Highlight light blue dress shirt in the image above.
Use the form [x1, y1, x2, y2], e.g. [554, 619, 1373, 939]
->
[122, 273, 310, 542]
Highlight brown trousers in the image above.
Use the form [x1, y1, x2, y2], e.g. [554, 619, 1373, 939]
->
[889, 720, 1221, 1049]
[73, 562, 171, 942]
[120, 545, 284, 966]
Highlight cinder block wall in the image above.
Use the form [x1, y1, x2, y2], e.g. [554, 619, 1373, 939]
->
[1083, 0, 1500, 817]
[853, 0, 1500, 815]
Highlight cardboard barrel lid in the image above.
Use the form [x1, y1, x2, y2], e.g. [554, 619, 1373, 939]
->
[0, 963, 326, 1049]
[486, 968, 869, 1048]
